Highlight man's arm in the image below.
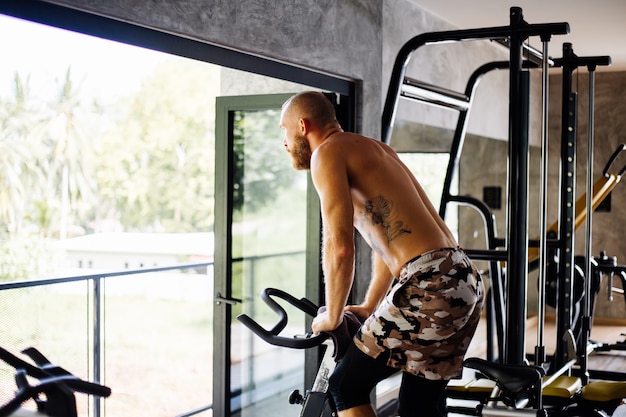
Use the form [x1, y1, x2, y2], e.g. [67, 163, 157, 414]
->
[309, 143, 355, 334]
[345, 251, 394, 319]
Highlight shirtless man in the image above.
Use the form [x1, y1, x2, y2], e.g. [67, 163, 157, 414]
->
[280, 91, 484, 417]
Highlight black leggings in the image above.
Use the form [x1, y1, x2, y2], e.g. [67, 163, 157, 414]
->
[328, 343, 449, 416]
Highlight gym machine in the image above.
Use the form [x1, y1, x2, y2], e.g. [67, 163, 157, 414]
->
[381, 6, 569, 366]
[238, 6, 626, 417]
[0, 347, 111, 417]
[381, 5, 626, 416]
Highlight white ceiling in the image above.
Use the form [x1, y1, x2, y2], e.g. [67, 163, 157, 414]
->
[410, 0, 626, 72]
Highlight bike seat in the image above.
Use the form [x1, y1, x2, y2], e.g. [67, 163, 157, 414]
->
[464, 357, 545, 396]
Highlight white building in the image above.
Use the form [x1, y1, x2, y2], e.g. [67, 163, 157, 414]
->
[58, 232, 214, 271]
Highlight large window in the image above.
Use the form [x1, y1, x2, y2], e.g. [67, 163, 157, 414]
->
[0, 6, 353, 417]
[398, 152, 459, 239]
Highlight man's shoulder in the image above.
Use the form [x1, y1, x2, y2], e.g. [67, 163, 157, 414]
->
[313, 133, 389, 169]
[323, 132, 381, 151]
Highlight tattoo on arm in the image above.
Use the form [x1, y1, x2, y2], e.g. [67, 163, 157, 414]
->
[363, 195, 411, 242]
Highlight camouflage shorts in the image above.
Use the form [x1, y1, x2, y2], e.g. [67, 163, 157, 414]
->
[354, 247, 484, 380]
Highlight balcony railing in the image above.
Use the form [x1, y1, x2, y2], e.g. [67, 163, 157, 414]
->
[0, 261, 214, 417]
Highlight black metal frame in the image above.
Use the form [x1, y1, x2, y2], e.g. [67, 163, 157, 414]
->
[381, 7, 569, 366]
[382, 7, 623, 406]
[380, 7, 625, 413]
[546, 45, 611, 380]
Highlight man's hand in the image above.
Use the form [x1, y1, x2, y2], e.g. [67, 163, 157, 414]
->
[311, 310, 343, 335]
[344, 304, 374, 320]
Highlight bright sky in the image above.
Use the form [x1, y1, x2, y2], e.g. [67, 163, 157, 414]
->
[0, 14, 168, 104]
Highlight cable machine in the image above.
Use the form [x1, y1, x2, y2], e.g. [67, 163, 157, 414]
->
[231, 6, 626, 417]
[550, 43, 611, 376]
[381, 7, 568, 365]
[381, 5, 626, 416]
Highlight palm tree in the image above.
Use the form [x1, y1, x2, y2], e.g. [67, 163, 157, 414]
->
[0, 73, 41, 235]
[32, 68, 98, 239]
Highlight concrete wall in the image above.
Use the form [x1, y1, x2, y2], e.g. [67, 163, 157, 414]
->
[46, 0, 383, 136]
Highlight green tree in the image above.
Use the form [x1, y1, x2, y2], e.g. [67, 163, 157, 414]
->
[231, 109, 298, 216]
[0, 74, 41, 234]
[96, 59, 219, 232]
[20, 68, 100, 239]
[0, 73, 69, 280]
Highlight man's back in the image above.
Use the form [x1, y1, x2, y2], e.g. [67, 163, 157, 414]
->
[311, 132, 457, 276]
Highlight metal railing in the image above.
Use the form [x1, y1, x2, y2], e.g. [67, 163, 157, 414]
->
[0, 261, 214, 417]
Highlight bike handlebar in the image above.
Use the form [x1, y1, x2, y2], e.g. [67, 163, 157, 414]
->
[0, 347, 111, 417]
[236, 288, 329, 349]
[0, 347, 111, 398]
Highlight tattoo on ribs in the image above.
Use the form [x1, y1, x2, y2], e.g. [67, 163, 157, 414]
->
[364, 195, 411, 242]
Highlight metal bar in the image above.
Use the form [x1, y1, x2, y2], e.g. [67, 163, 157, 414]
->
[465, 249, 509, 261]
[439, 59, 540, 220]
[400, 77, 470, 111]
[541, 358, 578, 389]
[439, 60, 510, 220]
[505, 6, 530, 366]
[555, 43, 578, 371]
[492, 38, 555, 66]
[93, 277, 102, 417]
[381, 14, 568, 143]
[0, 262, 213, 291]
[535, 39, 551, 368]
[482, 408, 539, 416]
[580, 67, 597, 385]
[0, 250, 301, 292]
[552, 55, 612, 70]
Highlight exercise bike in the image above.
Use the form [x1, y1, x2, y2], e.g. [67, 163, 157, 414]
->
[0, 347, 111, 417]
[238, 288, 626, 417]
[239, 288, 564, 417]
[237, 288, 338, 417]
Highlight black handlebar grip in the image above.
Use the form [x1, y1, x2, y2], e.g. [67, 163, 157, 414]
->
[236, 287, 328, 349]
[236, 313, 327, 348]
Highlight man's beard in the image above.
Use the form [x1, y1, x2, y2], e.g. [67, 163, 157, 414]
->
[290, 134, 312, 170]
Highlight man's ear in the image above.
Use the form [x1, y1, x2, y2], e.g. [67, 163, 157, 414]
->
[298, 117, 309, 134]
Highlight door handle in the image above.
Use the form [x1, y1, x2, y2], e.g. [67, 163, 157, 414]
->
[214, 293, 242, 305]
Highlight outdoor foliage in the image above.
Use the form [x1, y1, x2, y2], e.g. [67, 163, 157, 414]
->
[94, 60, 218, 233]
[0, 59, 291, 281]
[231, 109, 298, 217]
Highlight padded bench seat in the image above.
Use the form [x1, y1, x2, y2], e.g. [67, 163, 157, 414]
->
[582, 380, 626, 402]
[542, 375, 582, 398]
[446, 377, 497, 400]
[447, 375, 581, 400]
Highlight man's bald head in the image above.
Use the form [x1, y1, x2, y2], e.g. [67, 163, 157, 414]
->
[281, 91, 339, 131]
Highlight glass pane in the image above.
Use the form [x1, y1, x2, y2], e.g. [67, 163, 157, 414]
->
[103, 270, 213, 416]
[398, 152, 458, 238]
[0, 283, 90, 414]
[0, 14, 217, 416]
[229, 109, 308, 416]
